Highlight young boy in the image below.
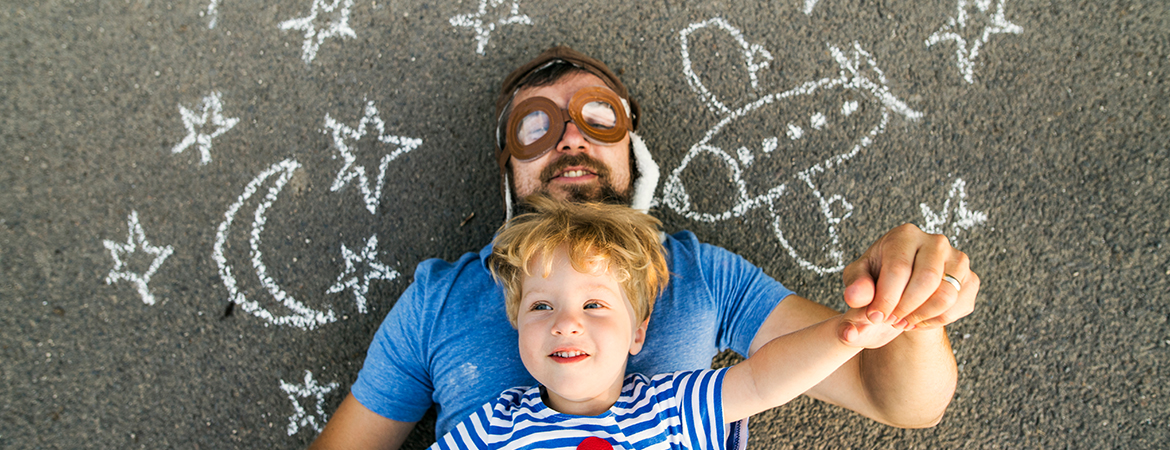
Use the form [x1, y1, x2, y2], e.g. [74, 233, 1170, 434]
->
[430, 196, 902, 449]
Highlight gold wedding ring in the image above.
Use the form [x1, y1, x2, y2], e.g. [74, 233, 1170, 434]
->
[942, 274, 962, 291]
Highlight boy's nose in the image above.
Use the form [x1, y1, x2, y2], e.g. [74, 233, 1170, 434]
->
[551, 310, 583, 335]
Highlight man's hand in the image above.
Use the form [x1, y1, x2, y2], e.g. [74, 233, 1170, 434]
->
[842, 223, 979, 331]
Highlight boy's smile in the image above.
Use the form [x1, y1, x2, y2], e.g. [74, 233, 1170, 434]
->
[516, 246, 648, 416]
[550, 348, 589, 363]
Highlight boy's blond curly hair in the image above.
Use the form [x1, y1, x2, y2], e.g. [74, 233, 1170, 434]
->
[489, 195, 669, 328]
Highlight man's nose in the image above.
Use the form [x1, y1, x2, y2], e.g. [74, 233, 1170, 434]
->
[551, 309, 583, 335]
[555, 121, 589, 154]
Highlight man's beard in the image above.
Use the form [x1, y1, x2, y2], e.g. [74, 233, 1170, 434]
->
[514, 153, 632, 214]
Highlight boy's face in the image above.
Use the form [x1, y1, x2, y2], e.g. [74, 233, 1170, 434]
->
[516, 246, 648, 416]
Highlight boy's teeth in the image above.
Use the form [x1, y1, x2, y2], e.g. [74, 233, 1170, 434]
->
[553, 351, 586, 358]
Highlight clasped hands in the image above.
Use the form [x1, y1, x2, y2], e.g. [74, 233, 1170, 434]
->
[837, 224, 979, 346]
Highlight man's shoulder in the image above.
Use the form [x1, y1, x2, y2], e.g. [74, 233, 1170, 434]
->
[664, 229, 700, 246]
[663, 229, 744, 268]
[410, 244, 494, 285]
[397, 244, 499, 314]
[665, 229, 732, 254]
[662, 230, 701, 260]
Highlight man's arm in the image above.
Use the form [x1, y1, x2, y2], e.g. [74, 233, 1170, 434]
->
[308, 394, 417, 450]
[748, 224, 978, 428]
[751, 296, 957, 427]
[724, 308, 899, 423]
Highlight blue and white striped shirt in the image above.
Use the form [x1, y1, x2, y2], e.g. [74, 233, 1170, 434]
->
[430, 369, 732, 450]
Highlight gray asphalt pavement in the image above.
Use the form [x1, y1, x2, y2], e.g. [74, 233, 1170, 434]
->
[2, 0, 1167, 448]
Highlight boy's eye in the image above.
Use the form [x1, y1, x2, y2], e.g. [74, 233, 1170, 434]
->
[583, 301, 604, 310]
[530, 302, 552, 311]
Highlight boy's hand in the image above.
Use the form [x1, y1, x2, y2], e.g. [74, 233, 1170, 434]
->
[837, 308, 902, 349]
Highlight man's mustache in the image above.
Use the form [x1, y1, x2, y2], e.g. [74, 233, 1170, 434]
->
[539, 154, 611, 183]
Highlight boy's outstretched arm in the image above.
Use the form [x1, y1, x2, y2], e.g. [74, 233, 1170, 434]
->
[722, 309, 899, 423]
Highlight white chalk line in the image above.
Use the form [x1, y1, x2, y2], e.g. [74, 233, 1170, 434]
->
[171, 91, 239, 166]
[679, 17, 774, 115]
[920, 178, 988, 243]
[323, 99, 423, 215]
[326, 234, 399, 314]
[810, 112, 827, 130]
[279, 0, 356, 64]
[213, 159, 337, 330]
[279, 370, 339, 436]
[206, 0, 220, 29]
[103, 210, 174, 305]
[450, 0, 532, 55]
[666, 18, 923, 274]
[803, 0, 820, 15]
[662, 75, 837, 223]
[926, 0, 1022, 83]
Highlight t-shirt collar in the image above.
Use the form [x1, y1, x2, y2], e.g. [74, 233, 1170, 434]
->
[478, 240, 496, 271]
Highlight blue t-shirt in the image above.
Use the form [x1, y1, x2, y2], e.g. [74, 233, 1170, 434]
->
[352, 231, 794, 438]
[431, 369, 729, 450]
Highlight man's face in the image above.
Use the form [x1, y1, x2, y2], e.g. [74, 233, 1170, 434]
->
[508, 72, 633, 204]
[516, 246, 647, 416]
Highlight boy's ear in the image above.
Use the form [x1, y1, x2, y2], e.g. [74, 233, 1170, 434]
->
[628, 318, 650, 356]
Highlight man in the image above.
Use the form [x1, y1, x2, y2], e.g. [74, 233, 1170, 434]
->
[310, 46, 979, 449]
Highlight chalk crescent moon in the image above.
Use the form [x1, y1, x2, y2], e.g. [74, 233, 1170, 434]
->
[213, 159, 336, 329]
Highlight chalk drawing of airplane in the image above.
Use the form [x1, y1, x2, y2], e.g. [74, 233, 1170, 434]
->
[662, 18, 922, 274]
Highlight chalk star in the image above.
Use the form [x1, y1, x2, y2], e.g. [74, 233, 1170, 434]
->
[103, 211, 174, 305]
[206, 0, 221, 29]
[803, 0, 820, 15]
[323, 100, 422, 214]
[449, 0, 532, 55]
[326, 235, 399, 314]
[171, 92, 240, 165]
[920, 178, 988, 244]
[279, 0, 356, 64]
[279, 370, 339, 436]
[926, 0, 1022, 84]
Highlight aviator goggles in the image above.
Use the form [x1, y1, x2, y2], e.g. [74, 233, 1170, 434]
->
[497, 86, 633, 163]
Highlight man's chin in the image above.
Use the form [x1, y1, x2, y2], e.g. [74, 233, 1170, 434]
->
[518, 183, 631, 211]
[557, 183, 628, 204]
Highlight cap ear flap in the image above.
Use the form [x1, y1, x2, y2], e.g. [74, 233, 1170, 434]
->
[628, 132, 659, 214]
[627, 97, 640, 132]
